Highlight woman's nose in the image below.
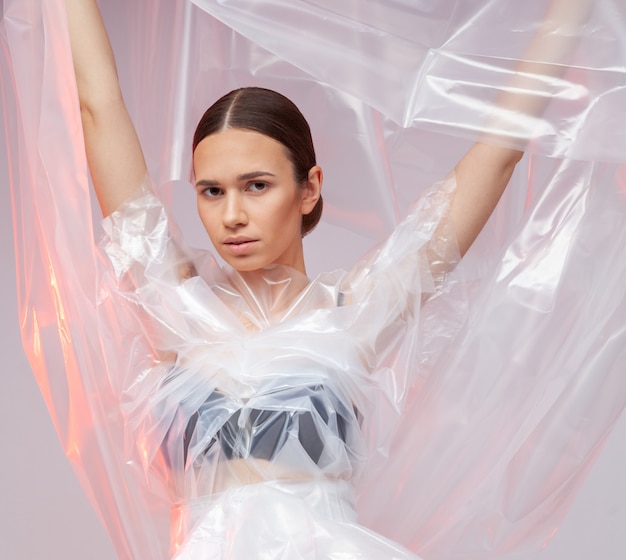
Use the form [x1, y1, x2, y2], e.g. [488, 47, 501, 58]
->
[222, 193, 248, 228]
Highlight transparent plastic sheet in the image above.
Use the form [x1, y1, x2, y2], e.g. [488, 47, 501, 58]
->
[2, 1, 626, 560]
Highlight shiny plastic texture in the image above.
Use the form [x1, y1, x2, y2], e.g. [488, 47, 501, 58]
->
[2, 0, 626, 559]
[102, 176, 457, 560]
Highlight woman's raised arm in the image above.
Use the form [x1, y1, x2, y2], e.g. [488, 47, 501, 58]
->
[66, 0, 147, 216]
[450, 0, 591, 257]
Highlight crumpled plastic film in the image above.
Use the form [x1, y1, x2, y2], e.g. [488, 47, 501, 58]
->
[1, 0, 626, 559]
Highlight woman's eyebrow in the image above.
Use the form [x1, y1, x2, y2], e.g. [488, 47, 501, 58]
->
[237, 171, 276, 181]
[195, 171, 276, 189]
[195, 179, 218, 189]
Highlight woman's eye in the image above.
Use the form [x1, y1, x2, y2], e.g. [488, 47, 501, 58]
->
[248, 182, 268, 193]
[202, 186, 223, 197]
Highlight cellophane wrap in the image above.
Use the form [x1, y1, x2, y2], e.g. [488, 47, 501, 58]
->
[1, 0, 625, 559]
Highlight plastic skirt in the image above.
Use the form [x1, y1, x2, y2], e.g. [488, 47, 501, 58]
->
[171, 479, 418, 559]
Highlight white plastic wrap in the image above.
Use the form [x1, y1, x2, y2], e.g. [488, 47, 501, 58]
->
[2, 0, 626, 559]
[99, 173, 459, 558]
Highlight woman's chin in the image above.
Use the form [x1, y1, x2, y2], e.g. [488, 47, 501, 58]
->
[223, 256, 273, 273]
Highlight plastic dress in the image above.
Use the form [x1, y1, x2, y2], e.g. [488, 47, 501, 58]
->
[2, 0, 626, 559]
[100, 176, 458, 559]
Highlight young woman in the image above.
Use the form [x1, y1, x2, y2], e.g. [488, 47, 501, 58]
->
[3, 0, 625, 558]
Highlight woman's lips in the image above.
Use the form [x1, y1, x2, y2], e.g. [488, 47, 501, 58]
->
[223, 238, 258, 255]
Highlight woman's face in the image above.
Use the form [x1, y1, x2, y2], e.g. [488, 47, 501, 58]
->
[193, 128, 321, 274]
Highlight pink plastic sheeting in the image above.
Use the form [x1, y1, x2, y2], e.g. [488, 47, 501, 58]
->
[1, 0, 626, 559]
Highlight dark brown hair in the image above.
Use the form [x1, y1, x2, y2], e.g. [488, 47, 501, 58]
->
[193, 87, 323, 236]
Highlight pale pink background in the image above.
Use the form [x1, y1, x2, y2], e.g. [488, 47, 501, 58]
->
[1, 4, 625, 559]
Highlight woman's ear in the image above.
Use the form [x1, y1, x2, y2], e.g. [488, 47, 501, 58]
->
[300, 165, 323, 215]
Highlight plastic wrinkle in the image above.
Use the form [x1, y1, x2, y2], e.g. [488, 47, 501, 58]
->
[2, 0, 626, 559]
